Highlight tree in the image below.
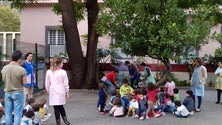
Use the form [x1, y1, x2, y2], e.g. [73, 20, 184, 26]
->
[97, 0, 221, 85]
[11, 0, 100, 89]
[0, 5, 20, 31]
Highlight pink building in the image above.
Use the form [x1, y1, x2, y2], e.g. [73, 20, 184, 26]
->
[20, 0, 222, 61]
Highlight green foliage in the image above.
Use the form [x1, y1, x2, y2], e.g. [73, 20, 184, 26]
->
[98, 0, 218, 65]
[52, 2, 85, 22]
[0, 5, 20, 31]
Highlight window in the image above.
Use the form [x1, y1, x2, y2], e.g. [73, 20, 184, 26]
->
[48, 29, 65, 45]
[46, 28, 66, 57]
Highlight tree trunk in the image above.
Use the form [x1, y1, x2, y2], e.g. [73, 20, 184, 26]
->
[156, 58, 171, 86]
[83, 0, 99, 89]
[59, 0, 85, 88]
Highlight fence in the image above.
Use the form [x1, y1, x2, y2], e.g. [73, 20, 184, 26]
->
[16, 41, 46, 93]
[0, 40, 46, 97]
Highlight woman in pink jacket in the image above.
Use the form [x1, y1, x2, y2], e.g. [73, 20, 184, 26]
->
[45, 57, 70, 125]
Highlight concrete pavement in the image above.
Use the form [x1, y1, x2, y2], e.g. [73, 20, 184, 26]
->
[34, 89, 222, 125]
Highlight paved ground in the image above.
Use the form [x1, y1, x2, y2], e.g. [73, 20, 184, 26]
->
[34, 89, 222, 125]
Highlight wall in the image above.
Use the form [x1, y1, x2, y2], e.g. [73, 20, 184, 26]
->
[20, 6, 61, 44]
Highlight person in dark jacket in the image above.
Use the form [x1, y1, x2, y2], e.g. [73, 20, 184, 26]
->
[183, 90, 194, 114]
[98, 83, 107, 115]
[125, 61, 140, 88]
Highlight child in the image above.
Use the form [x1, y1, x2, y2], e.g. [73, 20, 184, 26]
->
[158, 87, 165, 104]
[183, 90, 194, 114]
[24, 98, 35, 114]
[119, 78, 134, 112]
[0, 97, 5, 125]
[32, 104, 42, 125]
[154, 94, 165, 116]
[21, 111, 35, 125]
[109, 97, 124, 117]
[126, 95, 139, 118]
[39, 99, 46, 120]
[41, 99, 49, 116]
[164, 93, 175, 113]
[174, 100, 190, 118]
[173, 88, 179, 101]
[104, 90, 118, 112]
[135, 94, 147, 120]
[98, 83, 107, 115]
[164, 76, 176, 98]
[146, 83, 160, 118]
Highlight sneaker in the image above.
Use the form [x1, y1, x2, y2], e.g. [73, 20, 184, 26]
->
[160, 112, 166, 116]
[146, 116, 149, 119]
[139, 116, 144, 120]
[190, 111, 194, 115]
[135, 115, 139, 118]
[100, 112, 105, 115]
[195, 109, 201, 112]
[132, 116, 135, 119]
[126, 115, 129, 117]
[154, 114, 160, 118]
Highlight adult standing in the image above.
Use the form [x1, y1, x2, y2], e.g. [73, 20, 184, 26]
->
[214, 60, 222, 104]
[140, 62, 156, 86]
[1, 50, 27, 125]
[21, 52, 35, 104]
[190, 57, 207, 112]
[45, 57, 70, 125]
[101, 69, 119, 92]
[125, 61, 140, 88]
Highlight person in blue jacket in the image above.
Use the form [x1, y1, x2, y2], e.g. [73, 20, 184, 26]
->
[21, 52, 36, 105]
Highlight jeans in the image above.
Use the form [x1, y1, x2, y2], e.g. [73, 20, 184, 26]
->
[121, 96, 130, 108]
[192, 95, 202, 109]
[5, 91, 24, 125]
[136, 109, 147, 118]
[102, 80, 116, 92]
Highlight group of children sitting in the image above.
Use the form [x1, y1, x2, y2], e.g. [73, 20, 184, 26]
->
[21, 98, 51, 125]
[98, 77, 195, 120]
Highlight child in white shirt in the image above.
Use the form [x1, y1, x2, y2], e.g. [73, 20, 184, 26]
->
[126, 95, 139, 118]
[174, 100, 190, 118]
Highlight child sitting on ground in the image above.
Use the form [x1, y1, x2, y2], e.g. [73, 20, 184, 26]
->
[126, 95, 139, 118]
[135, 94, 148, 120]
[23, 98, 35, 114]
[21, 111, 35, 125]
[183, 90, 194, 114]
[39, 99, 46, 120]
[164, 93, 175, 113]
[158, 87, 165, 104]
[174, 100, 190, 118]
[98, 83, 107, 115]
[104, 90, 118, 112]
[41, 99, 49, 116]
[173, 88, 179, 101]
[109, 97, 124, 117]
[32, 104, 42, 125]
[119, 78, 134, 113]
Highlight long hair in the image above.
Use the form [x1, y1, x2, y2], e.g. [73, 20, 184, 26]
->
[50, 57, 63, 71]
